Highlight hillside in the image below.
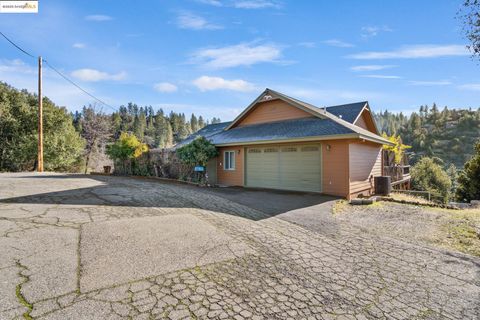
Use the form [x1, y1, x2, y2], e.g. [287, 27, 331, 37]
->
[374, 104, 480, 168]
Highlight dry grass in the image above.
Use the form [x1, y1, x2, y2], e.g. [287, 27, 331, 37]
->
[334, 197, 480, 257]
[332, 199, 383, 215]
[389, 192, 435, 205]
[434, 208, 480, 257]
[332, 200, 349, 215]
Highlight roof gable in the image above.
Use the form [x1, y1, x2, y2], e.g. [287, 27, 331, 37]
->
[326, 102, 367, 123]
[235, 99, 315, 127]
[326, 101, 379, 134]
[226, 88, 327, 130]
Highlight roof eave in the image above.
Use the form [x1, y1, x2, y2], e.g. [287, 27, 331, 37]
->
[358, 134, 394, 146]
[213, 133, 359, 147]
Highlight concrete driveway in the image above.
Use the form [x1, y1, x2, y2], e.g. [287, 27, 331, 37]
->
[0, 173, 478, 319]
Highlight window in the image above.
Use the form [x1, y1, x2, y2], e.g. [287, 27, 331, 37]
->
[224, 151, 235, 170]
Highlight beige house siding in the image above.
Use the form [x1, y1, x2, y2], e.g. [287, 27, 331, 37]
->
[349, 142, 382, 197]
[321, 140, 350, 197]
[235, 99, 314, 127]
[353, 109, 378, 134]
[354, 114, 369, 130]
[216, 147, 244, 186]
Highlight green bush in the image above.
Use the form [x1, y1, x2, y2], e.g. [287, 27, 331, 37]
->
[106, 132, 148, 175]
[456, 141, 480, 202]
[411, 157, 451, 203]
[0, 82, 85, 172]
[176, 137, 217, 167]
[176, 137, 217, 184]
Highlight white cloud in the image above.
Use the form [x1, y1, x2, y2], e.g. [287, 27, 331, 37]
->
[359, 75, 402, 79]
[0, 59, 36, 74]
[196, 0, 223, 6]
[233, 0, 280, 9]
[72, 43, 86, 49]
[193, 76, 256, 92]
[350, 65, 396, 72]
[191, 42, 282, 68]
[196, 0, 280, 9]
[322, 39, 354, 48]
[408, 80, 452, 86]
[176, 12, 222, 30]
[71, 69, 126, 82]
[361, 25, 392, 38]
[85, 14, 113, 21]
[298, 42, 315, 48]
[154, 82, 178, 93]
[458, 83, 480, 91]
[349, 45, 469, 59]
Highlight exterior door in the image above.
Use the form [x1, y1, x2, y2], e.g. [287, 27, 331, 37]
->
[245, 144, 322, 192]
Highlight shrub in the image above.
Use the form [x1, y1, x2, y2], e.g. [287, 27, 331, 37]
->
[456, 141, 480, 202]
[176, 137, 218, 183]
[106, 132, 148, 175]
[176, 137, 217, 167]
[411, 157, 451, 203]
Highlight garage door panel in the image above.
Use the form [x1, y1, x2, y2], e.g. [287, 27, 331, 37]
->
[246, 144, 322, 192]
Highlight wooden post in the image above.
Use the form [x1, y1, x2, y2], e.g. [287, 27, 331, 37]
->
[37, 56, 43, 172]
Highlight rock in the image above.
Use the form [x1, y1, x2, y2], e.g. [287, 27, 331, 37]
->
[470, 200, 480, 208]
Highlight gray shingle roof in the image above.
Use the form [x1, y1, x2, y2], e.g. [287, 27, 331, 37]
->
[176, 89, 391, 147]
[175, 121, 231, 148]
[210, 118, 354, 145]
[326, 102, 367, 123]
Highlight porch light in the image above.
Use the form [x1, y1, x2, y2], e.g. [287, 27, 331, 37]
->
[326, 144, 331, 151]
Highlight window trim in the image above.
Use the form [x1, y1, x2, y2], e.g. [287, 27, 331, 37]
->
[224, 150, 236, 171]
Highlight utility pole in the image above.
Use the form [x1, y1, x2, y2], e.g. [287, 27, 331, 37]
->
[37, 56, 43, 172]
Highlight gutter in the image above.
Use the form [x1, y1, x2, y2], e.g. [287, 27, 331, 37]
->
[213, 133, 359, 147]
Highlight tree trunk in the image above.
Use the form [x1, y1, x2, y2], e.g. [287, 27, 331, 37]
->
[84, 151, 91, 174]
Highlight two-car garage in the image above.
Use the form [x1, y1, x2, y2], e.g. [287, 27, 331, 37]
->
[245, 144, 322, 193]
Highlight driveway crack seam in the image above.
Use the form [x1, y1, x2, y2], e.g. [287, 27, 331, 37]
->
[76, 225, 83, 294]
[15, 260, 33, 320]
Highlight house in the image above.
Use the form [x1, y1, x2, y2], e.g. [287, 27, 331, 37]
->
[177, 88, 393, 199]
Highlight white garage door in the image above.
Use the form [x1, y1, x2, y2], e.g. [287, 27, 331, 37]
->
[245, 144, 322, 192]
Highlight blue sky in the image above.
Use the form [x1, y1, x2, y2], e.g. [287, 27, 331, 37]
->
[0, 0, 479, 120]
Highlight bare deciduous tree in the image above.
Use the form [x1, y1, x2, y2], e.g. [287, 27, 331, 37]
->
[459, 0, 480, 60]
[80, 105, 112, 173]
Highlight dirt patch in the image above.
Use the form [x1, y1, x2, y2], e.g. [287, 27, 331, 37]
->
[433, 208, 480, 257]
[334, 201, 480, 257]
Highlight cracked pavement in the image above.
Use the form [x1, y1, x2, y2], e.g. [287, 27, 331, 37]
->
[0, 172, 479, 319]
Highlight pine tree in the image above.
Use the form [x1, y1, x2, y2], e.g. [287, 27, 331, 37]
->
[190, 114, 199, 133]
[198, 116, 205, 128]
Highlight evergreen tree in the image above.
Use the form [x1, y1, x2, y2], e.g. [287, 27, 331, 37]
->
[456, 141, 480, 202]
[190, 114, 199, 133]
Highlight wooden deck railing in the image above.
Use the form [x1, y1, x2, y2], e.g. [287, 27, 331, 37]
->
[383, 165, 411, 184]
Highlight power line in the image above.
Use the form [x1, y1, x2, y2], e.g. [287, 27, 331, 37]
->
[42, 59, 116, 112]
[0, 31, 35, 59]
[0, 31, 117, 112]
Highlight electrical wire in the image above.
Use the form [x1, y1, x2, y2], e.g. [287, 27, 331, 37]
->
[42, 59, 116, 111]
[0, 31, 35, 58]
[0, 31, 117, 112]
